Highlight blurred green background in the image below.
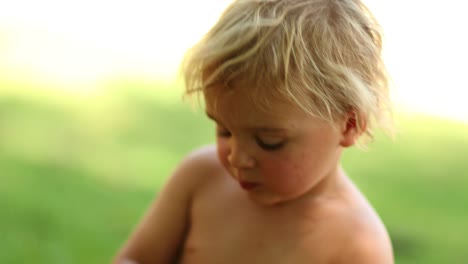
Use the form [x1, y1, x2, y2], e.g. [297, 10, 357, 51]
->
[1, 80, 467, 264]
[1, 0, 468, 263]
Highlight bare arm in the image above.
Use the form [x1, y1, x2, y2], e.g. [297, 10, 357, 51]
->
[113, 147, 215, 264]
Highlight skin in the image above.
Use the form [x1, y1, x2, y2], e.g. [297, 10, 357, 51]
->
[113, 87, 394, 264]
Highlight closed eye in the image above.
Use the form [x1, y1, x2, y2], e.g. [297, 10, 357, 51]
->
[255, 137, 284, 151]
[216, 128, 231, 138]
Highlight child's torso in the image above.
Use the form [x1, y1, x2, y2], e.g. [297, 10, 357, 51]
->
[176, 170, 367, 264]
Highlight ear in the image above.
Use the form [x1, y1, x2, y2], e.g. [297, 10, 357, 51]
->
[339, 112, 366, 148]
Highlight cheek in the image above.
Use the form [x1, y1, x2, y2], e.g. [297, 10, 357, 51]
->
[260, 154, 308, 191]
[216, 138, 230, 169]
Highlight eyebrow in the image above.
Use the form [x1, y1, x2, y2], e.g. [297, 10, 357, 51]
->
[205, 111, 289, 133]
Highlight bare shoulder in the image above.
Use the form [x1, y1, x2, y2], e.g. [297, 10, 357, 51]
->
[311, 198, 394, 264]
[181, 144, 222, 173]
[336, 231, 394, 264]
[294, 182, 394, 264]
[152, 144, 224, 207]
[332, 214, 393, 264]
[113, 145, 222, 264]
[175, 144, 224, 188]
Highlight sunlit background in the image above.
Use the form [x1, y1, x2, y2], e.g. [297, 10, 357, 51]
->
[0, 0, 229, 94]
[1, 1, 467, 263]
[1, 0, 467, 122]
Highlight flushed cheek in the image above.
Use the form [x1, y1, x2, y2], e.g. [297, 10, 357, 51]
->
[216, 140, 231, 171]
[260, 157, 309, 194]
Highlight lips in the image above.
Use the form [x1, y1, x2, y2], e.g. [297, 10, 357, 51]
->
[239, 181, 260, 190]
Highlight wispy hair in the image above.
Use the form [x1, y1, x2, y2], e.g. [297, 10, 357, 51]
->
[183, 0, 393, 142]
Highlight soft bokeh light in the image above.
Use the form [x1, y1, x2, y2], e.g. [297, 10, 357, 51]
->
[368, 0, 468, 123]
[0, 0, 230, 93]
[0, 0, 467, 120]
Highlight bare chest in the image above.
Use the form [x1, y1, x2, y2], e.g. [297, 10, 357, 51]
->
[177, 184, 327, 264]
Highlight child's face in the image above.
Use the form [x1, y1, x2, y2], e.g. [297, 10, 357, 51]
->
[205, 86, 345, 206]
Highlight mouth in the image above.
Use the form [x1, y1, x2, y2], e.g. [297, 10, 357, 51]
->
[239, 181, 260, 190]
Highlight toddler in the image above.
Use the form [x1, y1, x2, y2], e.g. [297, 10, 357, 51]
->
[115, 0, 394, 263]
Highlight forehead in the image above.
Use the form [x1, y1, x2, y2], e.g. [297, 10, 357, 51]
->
[204, 85, 310, 126]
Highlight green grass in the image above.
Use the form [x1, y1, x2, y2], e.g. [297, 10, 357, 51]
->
[1, 81, 467, 263]
[343, 115, 468, 264]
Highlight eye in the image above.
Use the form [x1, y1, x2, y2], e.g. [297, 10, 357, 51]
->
[255, 136, 284, 151]
[216, 127, 231, 138]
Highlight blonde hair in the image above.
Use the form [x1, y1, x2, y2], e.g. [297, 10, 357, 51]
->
[182, 0, 393, 142]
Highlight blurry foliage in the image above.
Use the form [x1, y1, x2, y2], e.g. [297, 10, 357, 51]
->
[343, 114, 468, 264]
[1, 81, 467, 263]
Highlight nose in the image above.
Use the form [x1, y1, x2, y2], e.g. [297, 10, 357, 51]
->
[227, 141, 255, 169]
